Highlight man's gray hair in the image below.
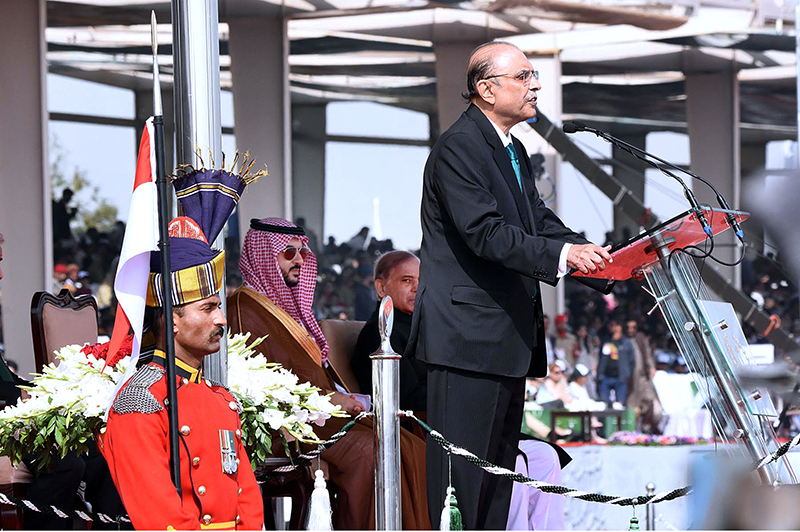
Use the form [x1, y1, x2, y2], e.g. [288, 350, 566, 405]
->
[461, 41, 521, 102]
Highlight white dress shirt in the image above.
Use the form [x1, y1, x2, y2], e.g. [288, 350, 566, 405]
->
[486, 117, 571, 276]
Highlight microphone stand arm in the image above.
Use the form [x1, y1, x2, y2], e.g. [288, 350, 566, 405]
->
[581, 125, 743, 242]
[586, 128, 713, 237]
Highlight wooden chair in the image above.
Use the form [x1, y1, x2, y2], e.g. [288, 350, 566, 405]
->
[0, 458, 31, 529]
[1, 290, 100, 529]
[257, 457, 314, 530]
[320, 318, 430, 438]
[30, 289, 98, 372]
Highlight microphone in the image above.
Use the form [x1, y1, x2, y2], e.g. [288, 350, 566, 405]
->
[563, 121, 726, 240]
[562, 121, 585, 134]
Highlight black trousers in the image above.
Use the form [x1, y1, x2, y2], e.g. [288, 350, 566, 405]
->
[426, 364, 525, 530]
[22, 452, 85, 530]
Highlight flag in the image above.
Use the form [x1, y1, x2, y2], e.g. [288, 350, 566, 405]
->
[105, 117, 160, 414]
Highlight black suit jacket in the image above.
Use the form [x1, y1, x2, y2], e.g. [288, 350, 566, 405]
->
[352, 305, 427, 412]
[408, 104, 591, 379]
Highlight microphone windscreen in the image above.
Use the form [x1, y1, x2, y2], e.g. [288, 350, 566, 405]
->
[562, 122, 579, 134]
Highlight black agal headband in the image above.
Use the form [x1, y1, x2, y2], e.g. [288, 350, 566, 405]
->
[249, 219, 306, 236]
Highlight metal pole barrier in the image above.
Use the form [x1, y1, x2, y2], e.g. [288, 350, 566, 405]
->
[371, 296, 402, 530]
[645, 482, 655, 530]
[171, 0, 227, 383]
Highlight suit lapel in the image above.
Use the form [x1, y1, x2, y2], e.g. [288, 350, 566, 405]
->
[466, 105, 534, 234]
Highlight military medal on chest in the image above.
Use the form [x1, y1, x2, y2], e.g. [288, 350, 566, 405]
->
[219, 430, 238, 474]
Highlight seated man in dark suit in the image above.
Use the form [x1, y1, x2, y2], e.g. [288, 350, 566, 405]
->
[352, 251, 426, 411]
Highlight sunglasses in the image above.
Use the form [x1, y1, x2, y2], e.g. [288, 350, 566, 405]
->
[282, 245, 309, 261]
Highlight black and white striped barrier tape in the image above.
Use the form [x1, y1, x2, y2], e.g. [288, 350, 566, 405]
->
[398, 411, 799, 506]
[754, 430, 800, 470]
[0, 492, 131, 525]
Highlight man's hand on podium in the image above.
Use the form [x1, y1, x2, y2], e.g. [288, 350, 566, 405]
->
[567, 244, 613, 274]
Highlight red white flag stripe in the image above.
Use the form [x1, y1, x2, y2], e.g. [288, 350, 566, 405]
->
[105, 117, 159, 414]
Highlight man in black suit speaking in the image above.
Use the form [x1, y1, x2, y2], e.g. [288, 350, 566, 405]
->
[407, 41, 612, 529]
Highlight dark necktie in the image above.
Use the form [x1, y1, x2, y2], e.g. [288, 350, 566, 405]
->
[506, 143, 523, 191]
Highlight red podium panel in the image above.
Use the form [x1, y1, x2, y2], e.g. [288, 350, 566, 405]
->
[571, 207, 748, 282]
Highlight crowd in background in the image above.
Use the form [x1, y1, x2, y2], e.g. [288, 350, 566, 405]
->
[1, 201, 799, 436]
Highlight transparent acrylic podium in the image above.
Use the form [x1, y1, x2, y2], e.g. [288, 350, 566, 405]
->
[574, 207, 795, 485]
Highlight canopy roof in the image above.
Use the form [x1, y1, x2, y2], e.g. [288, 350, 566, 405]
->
[46, 0, 798, 141]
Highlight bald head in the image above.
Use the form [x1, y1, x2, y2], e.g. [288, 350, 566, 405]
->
[462, 41, 521, 102]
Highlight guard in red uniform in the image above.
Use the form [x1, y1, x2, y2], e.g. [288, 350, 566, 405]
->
[99, 160, 266, 530]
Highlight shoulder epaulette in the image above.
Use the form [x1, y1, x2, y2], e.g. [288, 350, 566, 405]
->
[204, 378, 243, 414]
[112, 365, 166, 415]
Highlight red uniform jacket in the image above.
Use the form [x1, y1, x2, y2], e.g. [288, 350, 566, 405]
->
[99, 354, 263, 530]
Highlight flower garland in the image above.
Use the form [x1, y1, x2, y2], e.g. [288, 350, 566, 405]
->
[608, 431, 714, 446]
[0, 333, 344, 471]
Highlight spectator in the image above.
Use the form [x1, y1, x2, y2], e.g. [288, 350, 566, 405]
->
[537, 362, 572, 407]
[553, 313, 577, 371]
[597, 318, 635, 407]
[574, 323, 599, 398]
[352, 250, 425, 411]
[624, 319, 663, 433]
[52, 188, 77, 243]
[53, 263, 69, 293]
[567, 364, 604, 412]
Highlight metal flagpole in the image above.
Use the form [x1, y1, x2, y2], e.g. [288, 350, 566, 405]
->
[171, 0, 227, 383]
[151, 11, 182, 495]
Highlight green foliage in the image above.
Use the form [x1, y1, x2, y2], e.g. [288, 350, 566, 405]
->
[50, 134, 119, 233]
[0, 408, 104, 472]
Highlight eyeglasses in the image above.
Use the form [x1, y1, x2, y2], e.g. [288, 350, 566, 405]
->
[483, 69, 539, 86]
[282, 245, 309, 261]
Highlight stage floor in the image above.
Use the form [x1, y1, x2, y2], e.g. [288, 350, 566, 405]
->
[561, 443, 800, 530]
[561, 444, 705, 530]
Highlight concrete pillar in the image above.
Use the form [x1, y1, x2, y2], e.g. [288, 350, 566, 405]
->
[0, 0, 49, 378]
[686, 70, 741, 287]
[228, 16, 291, 237]
[433, 42, 476, 132]
[612, 133, 648, 242]
[291, 103, 326, 245]
[740, 141, 767, 263]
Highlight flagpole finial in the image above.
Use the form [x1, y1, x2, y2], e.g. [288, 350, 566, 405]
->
[151, 10, 163, 117]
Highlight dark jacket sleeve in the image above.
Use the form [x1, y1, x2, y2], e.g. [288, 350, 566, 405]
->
[0, 373, 29, 407]
[353, 312, 427, 412]
[432, 132, 568, 285]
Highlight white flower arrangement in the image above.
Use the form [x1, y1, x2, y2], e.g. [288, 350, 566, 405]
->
[226, 333, 346, 463]
[0, 333, 344, 470]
